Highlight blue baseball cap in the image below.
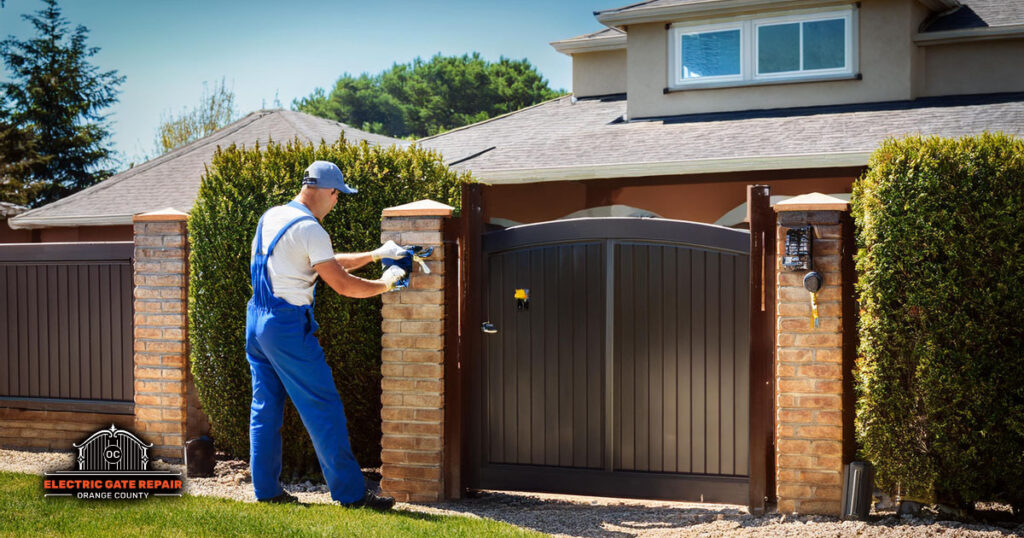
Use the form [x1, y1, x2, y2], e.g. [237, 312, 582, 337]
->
[302, 161, 357, 194]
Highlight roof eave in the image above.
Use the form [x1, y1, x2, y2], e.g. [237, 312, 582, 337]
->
[916, 0, 961, 13]
[550, 35, 628, 55]
[8, 213, 136, 230]
[466, 151, 872, 185]
[595, 0, 835, 27]
[915, 23, 1024, 45]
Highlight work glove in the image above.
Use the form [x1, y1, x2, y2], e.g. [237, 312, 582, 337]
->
[380, 265, 407, 291]
[371, 240, 409, 262]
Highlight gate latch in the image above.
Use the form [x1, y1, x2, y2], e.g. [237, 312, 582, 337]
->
[481, 322, 498, 334]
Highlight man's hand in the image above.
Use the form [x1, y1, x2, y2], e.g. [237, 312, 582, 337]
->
[379, 265, 407, 291]
[371, 240, 409, 262]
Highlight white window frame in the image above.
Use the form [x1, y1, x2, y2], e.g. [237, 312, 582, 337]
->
[670, 21, 746, 87]
[668, 6, 858, 90]
[753, 10, 854, 80]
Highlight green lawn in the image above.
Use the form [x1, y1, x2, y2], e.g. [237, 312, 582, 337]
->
[0, 471, 541, 537]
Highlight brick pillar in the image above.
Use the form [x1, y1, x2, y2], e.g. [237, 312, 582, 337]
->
[132, 208, 192, 460]
[378, 200, 454, 502]
[773, 194, 852, 516]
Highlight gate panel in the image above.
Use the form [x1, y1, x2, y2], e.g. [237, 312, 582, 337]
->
[473, 218, 752, 503]
[485, 243, 605, 469]
[614, 244, 750, 476]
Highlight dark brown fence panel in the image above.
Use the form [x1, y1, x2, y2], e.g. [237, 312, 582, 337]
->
[0, 242, 134, 414]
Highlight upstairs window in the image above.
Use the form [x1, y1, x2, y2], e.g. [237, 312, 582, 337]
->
[670, 8, 856, 89]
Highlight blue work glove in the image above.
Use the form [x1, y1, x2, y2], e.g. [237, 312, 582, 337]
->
[381, 245, 433, 290]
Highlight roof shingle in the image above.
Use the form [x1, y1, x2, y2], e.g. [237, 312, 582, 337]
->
[11, 110, 406, 228]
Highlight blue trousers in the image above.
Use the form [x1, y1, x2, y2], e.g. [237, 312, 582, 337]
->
[245, 302, 365, 503]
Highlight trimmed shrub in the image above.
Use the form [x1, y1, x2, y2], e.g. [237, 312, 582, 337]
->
[188, 136, 467, 476]
[852, 134, 1024, 508]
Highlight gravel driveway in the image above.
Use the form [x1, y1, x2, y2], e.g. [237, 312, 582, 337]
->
[3, 448, 1021, 537]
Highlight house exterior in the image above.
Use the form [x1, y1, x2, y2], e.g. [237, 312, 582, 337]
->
[419, 0, 1024, 227]
[5, 109, 406, 241]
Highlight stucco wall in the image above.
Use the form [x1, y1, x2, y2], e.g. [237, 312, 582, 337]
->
[482, 174, 856, 227]
[921, 38, 1024, 97]
[625, 0, 925, 119]
[573, 49, 628, 97]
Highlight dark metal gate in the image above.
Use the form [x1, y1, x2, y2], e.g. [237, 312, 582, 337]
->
[465, 217, 752, 503]
[0, 242, 134, 414]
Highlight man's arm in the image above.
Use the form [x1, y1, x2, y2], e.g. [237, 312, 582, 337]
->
[314, 259, 387, 298]
[333, 252, 373, 271]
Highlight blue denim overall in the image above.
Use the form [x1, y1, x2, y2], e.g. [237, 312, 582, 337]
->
[245, 202, 364, 503]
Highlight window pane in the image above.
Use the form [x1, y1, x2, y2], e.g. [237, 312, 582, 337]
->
[803, 18, 845, 70]
[681, 29, 740, 79]
[758, 23, 800, 74]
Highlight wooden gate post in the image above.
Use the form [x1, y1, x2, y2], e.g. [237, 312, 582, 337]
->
[772, 194, 854, 516]
[378, 199, 455, 502]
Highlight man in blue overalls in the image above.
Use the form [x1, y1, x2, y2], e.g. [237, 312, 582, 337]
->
[246, 160, 408, 509]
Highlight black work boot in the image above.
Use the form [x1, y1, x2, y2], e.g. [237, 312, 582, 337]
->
[341, 488, 396, 511]
[258, 490, 300, 504]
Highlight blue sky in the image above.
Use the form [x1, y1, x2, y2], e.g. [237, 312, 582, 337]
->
[1, 0, 624, 167]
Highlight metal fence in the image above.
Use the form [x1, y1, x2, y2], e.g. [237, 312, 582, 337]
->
[0, 242, 134, 414]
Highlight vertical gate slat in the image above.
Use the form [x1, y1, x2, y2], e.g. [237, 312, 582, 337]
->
[586, 243, 603, 469]
[706, 253, 721, 475]
[735, 255, 751, 476]
[487, 254, 502, 463]
[721, 255, 736, 475]
[543, 247, 559, 466]
[4, 267, 13, 396]
[662, 247, 678, 473]
[617, 244, 634, 470]
[529, 250, 545, 465]
[649, 246, 664, 472]
[502, 252, 517, 463]
[37, 266, 50, 397]
[691, 250, 706, 474]
[571, 245, 588, 467]
[677, 248, 692, 473]
[515, 252, 530, 465]
[557, 247, 573, 467]
[635, 244, 650, 472]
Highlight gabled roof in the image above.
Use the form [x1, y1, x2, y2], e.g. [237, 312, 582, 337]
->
[418, 92, 1024, 184]
[10, 110, 406, 229]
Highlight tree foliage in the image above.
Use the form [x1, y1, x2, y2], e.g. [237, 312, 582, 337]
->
[155, 78, 239, 155]
[293, 52, 563, 138]
[853, 134, 1024, 509]
[0, 0, 124, 207]
[189, 136, 467, 475]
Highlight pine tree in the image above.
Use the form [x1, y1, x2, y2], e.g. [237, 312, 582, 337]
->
[0, 0, 125, 207]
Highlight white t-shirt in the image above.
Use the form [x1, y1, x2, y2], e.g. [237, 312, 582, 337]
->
[251, 203, 334, 306]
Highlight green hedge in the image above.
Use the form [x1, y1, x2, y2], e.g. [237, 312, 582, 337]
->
[188, 137, 467, 476]
[852, 133, 1024, 508]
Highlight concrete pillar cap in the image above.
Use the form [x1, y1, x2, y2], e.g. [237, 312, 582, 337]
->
[773, 193, 849, 212]
[382, 200, 454, 217]
[134, 208, 189, 222]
